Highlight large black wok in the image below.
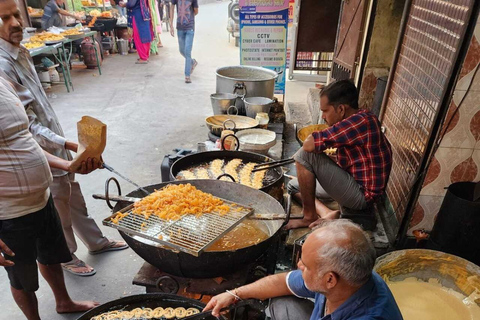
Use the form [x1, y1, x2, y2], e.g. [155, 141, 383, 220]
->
[170, 150, 285, 203]
[77, 293, 221, 320]
[111, 180, 285, 278]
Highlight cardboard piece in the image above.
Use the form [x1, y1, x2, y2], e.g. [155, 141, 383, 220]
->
[70, 116, 107, 172]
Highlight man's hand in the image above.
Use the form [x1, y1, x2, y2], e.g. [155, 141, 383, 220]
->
[0, 239, 15, 267]
[65, 141, 79, 153]
[69, 157, 103, 174]
[170, 25, 175, 37]
[203, 292, 237, 318]
[302, 134, 315, 152]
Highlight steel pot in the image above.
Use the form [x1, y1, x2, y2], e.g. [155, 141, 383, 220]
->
[210, 93, 239, 115]
[243, 97, 274, 119]
[111, 180, 286, 278]
[216, 66, 278, 115]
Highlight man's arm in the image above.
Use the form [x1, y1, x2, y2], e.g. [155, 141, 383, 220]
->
[58, 8, 81, 19]
[193, 0, 198, 15]
[52, 2, 80, 20]
[303, 134, 315, 152]
[43, 150, 102, 174]
[0, 239, 15, 267]
[203, 273, 291, 317]
[310, 114, 369, 153]
[26, 106, 69, 151]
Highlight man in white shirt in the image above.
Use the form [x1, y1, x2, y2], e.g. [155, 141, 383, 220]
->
[0, 0, 128, 277]
[0, 77, 99, 320]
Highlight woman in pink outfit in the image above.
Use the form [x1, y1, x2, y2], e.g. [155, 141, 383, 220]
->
[126, 0, 153, 63]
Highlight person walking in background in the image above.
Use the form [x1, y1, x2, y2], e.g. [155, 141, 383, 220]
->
[149, 0, 163, 55]
[125, 0, 154, 63]
[169, 0, 198, 83]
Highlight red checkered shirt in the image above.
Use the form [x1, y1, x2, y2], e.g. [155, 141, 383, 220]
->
[312, 110, 392, 202]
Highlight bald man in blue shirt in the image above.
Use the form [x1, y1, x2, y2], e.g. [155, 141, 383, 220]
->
[204, 220, 403, 320]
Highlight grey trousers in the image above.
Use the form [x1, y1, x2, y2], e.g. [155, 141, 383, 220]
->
[50, 174, 109, 258]
[269, 296, 314, 320]
[288, 149, 367, 210]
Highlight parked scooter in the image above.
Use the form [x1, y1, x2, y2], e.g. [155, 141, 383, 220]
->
[227, 0, 240, 47]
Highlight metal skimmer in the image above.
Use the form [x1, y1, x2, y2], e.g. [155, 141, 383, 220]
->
[103, 199, 253, 256]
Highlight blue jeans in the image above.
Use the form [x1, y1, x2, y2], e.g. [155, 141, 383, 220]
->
[177, 29, 195, 77]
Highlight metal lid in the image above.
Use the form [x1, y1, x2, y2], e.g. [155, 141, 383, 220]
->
[216, 65, 278, 82]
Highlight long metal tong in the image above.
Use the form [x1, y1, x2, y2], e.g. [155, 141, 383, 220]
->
[251, 157, 295, 172]
[102, 163, 150, 195]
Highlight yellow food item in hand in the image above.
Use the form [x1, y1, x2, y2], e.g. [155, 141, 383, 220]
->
[325, 147, 337, 155]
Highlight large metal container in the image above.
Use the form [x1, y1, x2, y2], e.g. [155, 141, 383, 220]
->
[216, 66, 278, 115]
[374, 249, 480, 309]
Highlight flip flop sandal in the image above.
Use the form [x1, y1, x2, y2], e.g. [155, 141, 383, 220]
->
[89, 240, 129, 255]
[135, 60, 149, 64]
[185, 77, 192, 83]
[62, 260, 96, 277]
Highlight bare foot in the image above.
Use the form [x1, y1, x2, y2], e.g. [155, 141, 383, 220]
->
[56, 300, 100, 314]
[308, 210, 340, 229]
[284, 217, 318, 230]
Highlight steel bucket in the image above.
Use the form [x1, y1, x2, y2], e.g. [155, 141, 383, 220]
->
[210, 93, 238, 115]
[243, 97, 274, 119]
[117, 39, 128, 55]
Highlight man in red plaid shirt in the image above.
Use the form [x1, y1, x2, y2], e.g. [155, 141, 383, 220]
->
[286, 80, 392, 230]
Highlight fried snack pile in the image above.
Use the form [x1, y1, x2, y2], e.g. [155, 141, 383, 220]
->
[90, 306, 200, 320]
[23, 42, 45, 50]
[325, 147, 337, 155]
[30, 32, 64, 42]
[61, 29, 83, 36]
[28, 7, 44, 16]
[121, 184, 230, 222]
[89, 9, 101, 17]
[88, 16, 98, 27]
[100, 11, 113, 18]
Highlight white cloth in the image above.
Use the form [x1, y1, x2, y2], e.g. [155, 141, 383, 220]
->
[0, 38, 71, 177]
[50, 174, 109, 253]
[0, 77, 52, 219]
